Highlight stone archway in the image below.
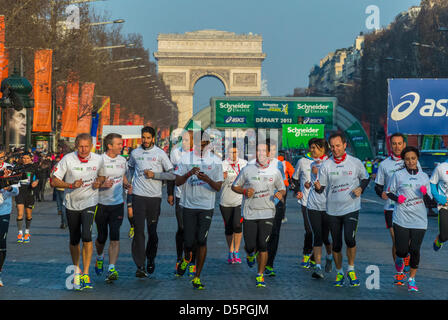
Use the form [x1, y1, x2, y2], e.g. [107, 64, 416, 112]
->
[154, 30, 266, 128]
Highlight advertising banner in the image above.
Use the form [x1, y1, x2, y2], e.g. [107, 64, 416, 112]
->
[214, 98, 335, 129]
[282, 124, 324, 149]
[388, 79, 448, 135]
[345, 122, 373, 160]
[32, 49, 53, 132]
[77, 82, 95, 134]
[60, 75, 79, 138]
[215, 100, 255, 128]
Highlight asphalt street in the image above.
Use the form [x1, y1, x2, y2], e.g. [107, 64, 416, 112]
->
[0, 184, 447, 300]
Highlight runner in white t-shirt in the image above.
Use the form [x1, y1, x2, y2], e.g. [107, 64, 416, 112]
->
[315, 132, 370, 287]
[232, 139, 286, 288]
[374, 132, 417, 280]
[386, 146, 436, 292]
[167, 130, 196, 275]
[293, 148, 316, 269]
[93, 133, 132, 283]
[301, 138, 333, 280]
[51, 133, 106, 291]
[127, 126, 175, 278]
[174, 130, 223, 290]
[220, 143, 247, 265]
[429, 159, 448, 252]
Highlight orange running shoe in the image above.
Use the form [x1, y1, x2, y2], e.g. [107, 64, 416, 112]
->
[17, 233, 23, 243]
[403, 254, 410, 273]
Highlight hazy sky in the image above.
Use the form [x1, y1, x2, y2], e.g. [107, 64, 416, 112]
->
[93, 0, 421, 113]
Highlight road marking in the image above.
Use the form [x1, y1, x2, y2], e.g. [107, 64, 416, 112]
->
[18, 279, 31, 285]
[48, 259, 57, 263]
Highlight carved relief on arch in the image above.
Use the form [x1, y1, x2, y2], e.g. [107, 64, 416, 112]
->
[189, 69, 230, 91]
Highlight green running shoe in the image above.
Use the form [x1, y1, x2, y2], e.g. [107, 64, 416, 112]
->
[192, 277, 205, 290]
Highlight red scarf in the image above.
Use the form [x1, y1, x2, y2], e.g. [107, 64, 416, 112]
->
[77, 153, 90, 163]
[316, 155, 328, 161]
[256, 159, 270, 169]
[230, 161, 241, 175]
[333, 152, 347, 164]
[391, 154, 401, 161]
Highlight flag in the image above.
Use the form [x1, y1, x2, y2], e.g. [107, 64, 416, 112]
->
[60, 73, 79, 138]
[77, 82, 95, 134]
[32, 49, 53, 132]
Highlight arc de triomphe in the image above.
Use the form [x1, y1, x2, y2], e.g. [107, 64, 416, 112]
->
[154, 30, 266, 128]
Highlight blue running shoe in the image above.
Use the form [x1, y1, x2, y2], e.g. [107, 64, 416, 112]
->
[188, 264, 196, 278]
[408, 278, 419, 292]
[95, 258, 104, 276]
[347, 270, 360, 287]
[309, 259, 316, 269]
[233, 251, 242, 264]
[227, 252, 233, 264]
[246, 252, 257, 268]
[81, 274, 93, 289]
[434, 238, 443, 252]
[333, 272, 345, 287]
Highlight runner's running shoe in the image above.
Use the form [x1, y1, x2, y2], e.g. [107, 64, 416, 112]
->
[0, 277, 3, 287]
[325, 257, 333, 273]
[188, 264, 196, 278]
[309, 259, 316, 269]
[300, 254, 311, 269]
[82, 274, 93, 289]
[233, 251, 242, 264]
[135, 267, 148, 278]
[74, 273, 82, 291]
[256, 274, 266, 288]
[23, 233, 30, 243]
[17, 233, 23, 243]
[192, 277, 205, 290]
[347, 270, 360, 287]
[264, 266, 276, 277]
[227, 252, 234, 264]
[128, 227, 134, 239]
[176, 259, 189, 276]
[95, 258, 104, 276]
[333, 272, 345, 287]
[147, 259, 155, 275]
[393, 272, 407, 286]
[433, 238, 443, 252]
[246, 252, 257, 268]
[175, 260, 182, 275]
[106, 268, 119, 282]
[312, 267, 324, 279]
[408, 278, 418, 292]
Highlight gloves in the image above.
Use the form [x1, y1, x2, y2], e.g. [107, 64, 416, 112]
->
[398, 195, 406, 204]
[420, 185, 427, 195]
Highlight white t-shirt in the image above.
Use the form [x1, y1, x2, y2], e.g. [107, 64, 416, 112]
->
[319, 154, 369, 216]
[429, 161, 448, 211]
[128, 146, 173, 198]
[233, 163, 285, 220]
[98, 153, 127, 206]
[53, 152, 105, 211]
[220, 158, 248, 207]
[170, 146, 190, 199]
[375, 156, 422, 211]
[306, 156, 329, 212]
[174, 151, 224, 210]
[293, 155, 314, 207]
[387, 168, 431, 230]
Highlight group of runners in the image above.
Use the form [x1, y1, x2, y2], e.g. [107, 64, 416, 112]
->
[0, 127, 446, 293]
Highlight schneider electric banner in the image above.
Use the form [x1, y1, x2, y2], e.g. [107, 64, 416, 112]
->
[388, 79, 448, 135]
[282, 124, 324, 149]
[213, 97, 336, 129]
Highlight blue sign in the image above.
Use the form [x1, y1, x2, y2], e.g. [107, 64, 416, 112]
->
[303, 117, 325, 125]
[388, 79, 448, 135]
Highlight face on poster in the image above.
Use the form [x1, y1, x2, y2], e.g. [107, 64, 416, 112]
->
[8, 109, 26, 146]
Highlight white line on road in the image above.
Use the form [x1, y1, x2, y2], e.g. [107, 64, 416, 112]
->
[362, 198, 383, 205]
[18, 279, 31, 285]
